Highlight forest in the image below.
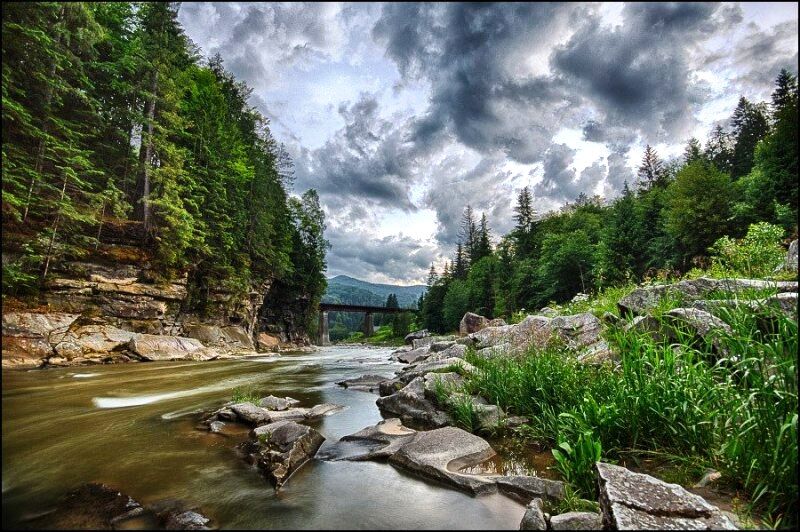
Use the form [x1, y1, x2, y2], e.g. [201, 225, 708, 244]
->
[420, 70, 798, 333]
[2, 3, 328, 331]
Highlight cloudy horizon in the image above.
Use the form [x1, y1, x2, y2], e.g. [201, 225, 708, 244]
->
[178, 2, 798, 286]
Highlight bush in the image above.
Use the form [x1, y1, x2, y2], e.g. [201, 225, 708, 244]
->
[709, 222, 786, 277]
[552, 430, 603, 498]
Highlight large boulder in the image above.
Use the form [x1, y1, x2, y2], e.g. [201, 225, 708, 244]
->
[127, 334, 213, 361]
[256, 332, 281, 352]
[495, 475, 565, 503]
[246, 420, 325, 489]
[0, 311, 78, 366]
[394, 357, 476, 384]
[664, 308, 733, 354]
[468, 313, 602, 355]
[426, 343, 468, 362]
[230, 402, 273, 425]
[596, 462, 737, 530]
[460, 312, 490, 335]
[388, 426, 498, 495]
[258, 395, 300, 411]
[376, 376, 452, 428]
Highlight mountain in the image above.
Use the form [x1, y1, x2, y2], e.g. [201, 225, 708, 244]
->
[323, 275, 426, 308]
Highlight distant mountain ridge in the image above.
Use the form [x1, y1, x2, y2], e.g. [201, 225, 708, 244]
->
[323, 275, 426, 308]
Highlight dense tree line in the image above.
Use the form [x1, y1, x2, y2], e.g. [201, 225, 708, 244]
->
[421, 70, 798, 333]
[2, 3, 327, 327]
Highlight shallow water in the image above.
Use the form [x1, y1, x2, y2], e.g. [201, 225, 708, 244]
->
[2, 346, 526, 529]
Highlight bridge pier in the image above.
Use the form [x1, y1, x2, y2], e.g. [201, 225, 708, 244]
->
[363, 312, 373, 337]
[318, 311, 329, 346]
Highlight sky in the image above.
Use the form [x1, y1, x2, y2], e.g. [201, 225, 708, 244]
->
[178, 2, 798, 286]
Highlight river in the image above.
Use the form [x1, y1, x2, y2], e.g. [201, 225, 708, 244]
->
[2, 345, 526, 529]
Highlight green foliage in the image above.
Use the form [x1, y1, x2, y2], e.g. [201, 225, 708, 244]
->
[442, 279, 469, 331]
[709, 222, 786, 277]
[231, 386, 260, 405]
[551, 431, 603, 498]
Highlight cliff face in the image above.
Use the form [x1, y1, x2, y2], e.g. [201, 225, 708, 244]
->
[2, 242, 312, 369]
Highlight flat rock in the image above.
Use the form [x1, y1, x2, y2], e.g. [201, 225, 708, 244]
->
[229, 402, 273, 425]
[426, 343, 468, 361]
[336, 374, 387, 392]
[267, 407, 310, 423]
[305, 403, 345, 419]
[258, 395, 299, 411]
[596, 462, 737, 530]
[495, 475, 565, 503]
[247, 420, 325, 489]
[396, 345, 431, 364]
[519, 498, 547, 530]
[549, 511, 602, 530]
[388, 426, 498, 495]
[430, 340, 457, 352]
[318, 418, 417, 461]
[128, 334, 212, 361]
[25, 483, 146, 529]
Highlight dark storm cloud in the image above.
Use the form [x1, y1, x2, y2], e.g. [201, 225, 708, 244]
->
[292, 93, 418, 211]
[325, 230, 438, 283]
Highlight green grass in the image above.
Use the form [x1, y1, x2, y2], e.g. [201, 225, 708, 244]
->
[461, 305, 798, 525]
[231, 386, 261, 405]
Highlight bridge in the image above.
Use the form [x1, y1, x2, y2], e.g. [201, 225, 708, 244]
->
[317, 303, 416, 345]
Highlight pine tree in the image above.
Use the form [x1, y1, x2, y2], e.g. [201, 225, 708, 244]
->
[473, 213, 492, 260]
[453, 242, 468, 280]
[513, 186, 536, 257]
[683, 138, 703, 165]
[426, 264, 438, 287]
[772, 68, 798, 114]
[460, 205, 478, 265]
[704, 125, 733, 174]
[730, 96, 770, 179]
[637, 144, 666, 190]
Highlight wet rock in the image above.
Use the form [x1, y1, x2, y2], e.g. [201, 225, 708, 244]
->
[376, 376, 452, 428]
[229, 403, 273, 425]
[549, 511, 602, 530]
[412, 337, 436, 350]
[404, 329, 429, 345]
[519, 498, 547, 530]
[460, 312, 490, 335]
[128, 334, 213, 361]
[495, 475, 565, 503]
[305, 403, 344, 419]
[159, 510, 211, 530]
[474, 403, 504, 432]
[318, 418, 418, 461]
[387, 426, 498, 495]
[248, 420, 325, 489]
[208, 421, 226, 434]
[27, 483, 148, 529]
[258, 395, 299, 411]
[504, 415, 530, 429]
[336, 374, 387, 392]
[596, 462, 737, 530]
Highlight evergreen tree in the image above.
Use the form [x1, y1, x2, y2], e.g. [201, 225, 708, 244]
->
[730, 96, 770, 179]
[473, 213, 492, 261]
[459, 205, 478, 265]
[426, 264, 438, 287]
[637, 144, 667, 190]
[683, 138, 704, 165]
[452, 242, 468, 280]
[512, 186, 536, 257]
[704, 125, 734, 174]
[771, 68, 798, 114]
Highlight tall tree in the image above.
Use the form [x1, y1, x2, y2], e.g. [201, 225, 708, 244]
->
[637, 144, 667, 190]
[683, 138, 704, 165]
[730, 96, 770, 180]
[512, 186, 536, 257]
[704, 125, 734, 174]
[460, 205, 478, 265]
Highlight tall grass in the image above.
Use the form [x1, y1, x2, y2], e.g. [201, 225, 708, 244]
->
[463, 305, 798, 524]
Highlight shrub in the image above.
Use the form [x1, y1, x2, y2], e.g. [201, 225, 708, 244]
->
[231, 386, 260, 405]
[551, 430, 603, 498]
[709, 222, 786, 277]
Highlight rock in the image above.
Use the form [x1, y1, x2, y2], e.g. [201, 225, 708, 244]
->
[128, 334, 212, 361]
[487, 318, 507, 327]
[460, 312, 490, 335]
[421, 371, 465, 400]
[378, 378, 405, 397]
[256, 332, 281, 352]
[596, 462, 737, 530]
[230, 402, 273, 425]
[577, 340, 617, 365]
[549, 313, 603, 349]
[572, 292, 590, 303]
[161, 510, 211, 530]
[495, 475, 565, 503]
[208, 421, 226, 434]
[540, 307, 559, 317]
[624, 314, 666, 342]
[387, 426, 498, 494]
[618, 277, 798, 316]
[396, 345, 431, 364]
[376, 376, 452, 428]
[519, 498, 547, 530]
[427, 343, 468, 361]
[395, 357, 476, 384]
[767, 292, 798, 320]
[404, 329, 429, 345]
[27, 483, 147, 530]
[305, 403, 344, 419]
[336, 374, 387, 392]
[183, 323, 254, 351]
[693, 470, 722, 489]
[412, 336, 436, 350]
[258, 395, 298, 411]
[787, 239, 798, 272]
[2, 311, 78, 342]
[248, 420, 325, 489]
[469, 312, 601, 355]
[504, 415, 530, 429]
[52, 321, 138, 360]
[549, 511, 602, 530]
[266, 407, 310, 423]
[318, 418, 418, 462]
[665, 308, 732, 354]
[474, 403, 504, 432]
[430, 340, 457, 352]
[474, 342, 512, 359]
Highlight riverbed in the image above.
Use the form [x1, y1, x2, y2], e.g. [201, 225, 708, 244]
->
[2, 345, 526, 529]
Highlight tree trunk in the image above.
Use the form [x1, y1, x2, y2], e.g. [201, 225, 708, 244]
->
[42, 166, 69, 282]
[22, 5, 65, 222]
[135, 69, 158, 233]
